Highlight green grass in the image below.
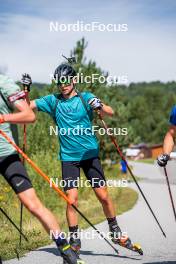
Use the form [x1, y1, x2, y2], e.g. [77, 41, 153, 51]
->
[0, 152, 138, 260]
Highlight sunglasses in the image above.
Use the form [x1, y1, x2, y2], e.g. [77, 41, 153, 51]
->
[58, 78, 72, 87]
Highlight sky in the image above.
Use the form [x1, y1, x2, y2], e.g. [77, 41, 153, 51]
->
[0, 0, 176, 83]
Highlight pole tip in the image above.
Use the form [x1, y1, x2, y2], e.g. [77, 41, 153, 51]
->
[163, 232, 167, 238]
[114, 248, 119, 254]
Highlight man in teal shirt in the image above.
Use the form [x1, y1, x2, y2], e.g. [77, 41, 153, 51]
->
[30, 63, 137, 255]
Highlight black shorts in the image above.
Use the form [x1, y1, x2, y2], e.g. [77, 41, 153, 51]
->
[61, 157, 106, 191]
[0, 154, 33, 194]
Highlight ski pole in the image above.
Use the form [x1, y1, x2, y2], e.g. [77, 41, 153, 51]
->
[20, 81, 31, 246]
[163, 167, 176, 222]
[0, 129, 119, 255]
[97, 111, 166, 238]
[0, 207, 28, 241]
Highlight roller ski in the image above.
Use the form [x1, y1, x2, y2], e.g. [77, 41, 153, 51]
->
[109, 222, 143, 255]
[59, 244, 85, 264]
[117, 236, 143, 255]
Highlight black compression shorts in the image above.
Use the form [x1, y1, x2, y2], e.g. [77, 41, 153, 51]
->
[0, 154, 33, 194]
[61, 157, 106, 191]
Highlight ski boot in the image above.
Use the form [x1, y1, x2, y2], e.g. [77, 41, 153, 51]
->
[59, 244, 85, 264]
[117, 236, 143, 255]
[109, 223, 143, 255]
[69, 236, 81, 255]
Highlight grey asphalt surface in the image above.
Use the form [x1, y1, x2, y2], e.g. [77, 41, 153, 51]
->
[4, 161, 176, 264]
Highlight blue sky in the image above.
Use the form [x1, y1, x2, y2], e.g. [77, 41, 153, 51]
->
[0, 0, 176, 83]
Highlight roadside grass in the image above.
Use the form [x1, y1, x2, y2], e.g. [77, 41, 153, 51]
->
[104, 163, 140, 182]
[0, 152, 138, 260]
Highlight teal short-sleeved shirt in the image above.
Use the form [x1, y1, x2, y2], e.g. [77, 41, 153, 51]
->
[0, 74, 23, 157]
[35, 92, 99, 161]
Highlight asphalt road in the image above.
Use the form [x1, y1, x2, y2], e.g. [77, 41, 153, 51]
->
[4, 161, 176, 264]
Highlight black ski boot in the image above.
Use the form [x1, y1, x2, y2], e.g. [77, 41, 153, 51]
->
[69, 236, 81, 255]
[117, 236, 143, 255]
[59, 244, 85, 264]
[109, 222, 143, 255]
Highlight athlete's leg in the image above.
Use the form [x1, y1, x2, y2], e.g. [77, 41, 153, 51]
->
[18, 188, 60, 234]
[62, 161, 81, 252]
[93, 186, 116, 218]
[66, 188, 81, 253]
[0, 154, 60, 234]
[66, 188, 79, 227]
[62, 161, 80, 228]
[89, 160, 140, 250]
[82, 157, 116, 218]
[0, 154, 86, 263]
[82, 157, 140, 249]
[82, 157, 123, 241]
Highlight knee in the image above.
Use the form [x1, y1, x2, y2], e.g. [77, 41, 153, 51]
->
[26, 202, 43, 216]
[22, 197, 44, 217]
[67, 195, 78, 207]
[18, 189, 45, 217]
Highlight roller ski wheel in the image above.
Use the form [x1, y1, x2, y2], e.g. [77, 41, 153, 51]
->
[118, 237, 143, 255]
[63, 258, 85, 264]
[132, 244, 143, 255]
[63, 259, 85, 264]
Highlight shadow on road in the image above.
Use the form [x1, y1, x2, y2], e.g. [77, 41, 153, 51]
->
[36, 247, 142, 261]
[36, 247, 60, 256]
[143, 260, 176, 264]
[80, 250, 141, 260]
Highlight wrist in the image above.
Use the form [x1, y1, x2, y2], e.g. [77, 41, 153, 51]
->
[163, 153, 170, 157]
[0, 115, 5, 123]
[163, 154, 170, 161]
[2, 114, 10, 122]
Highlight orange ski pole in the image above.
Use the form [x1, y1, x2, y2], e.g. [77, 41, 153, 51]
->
[0, 130, 70, 204]
[0, 129, 119, 255]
